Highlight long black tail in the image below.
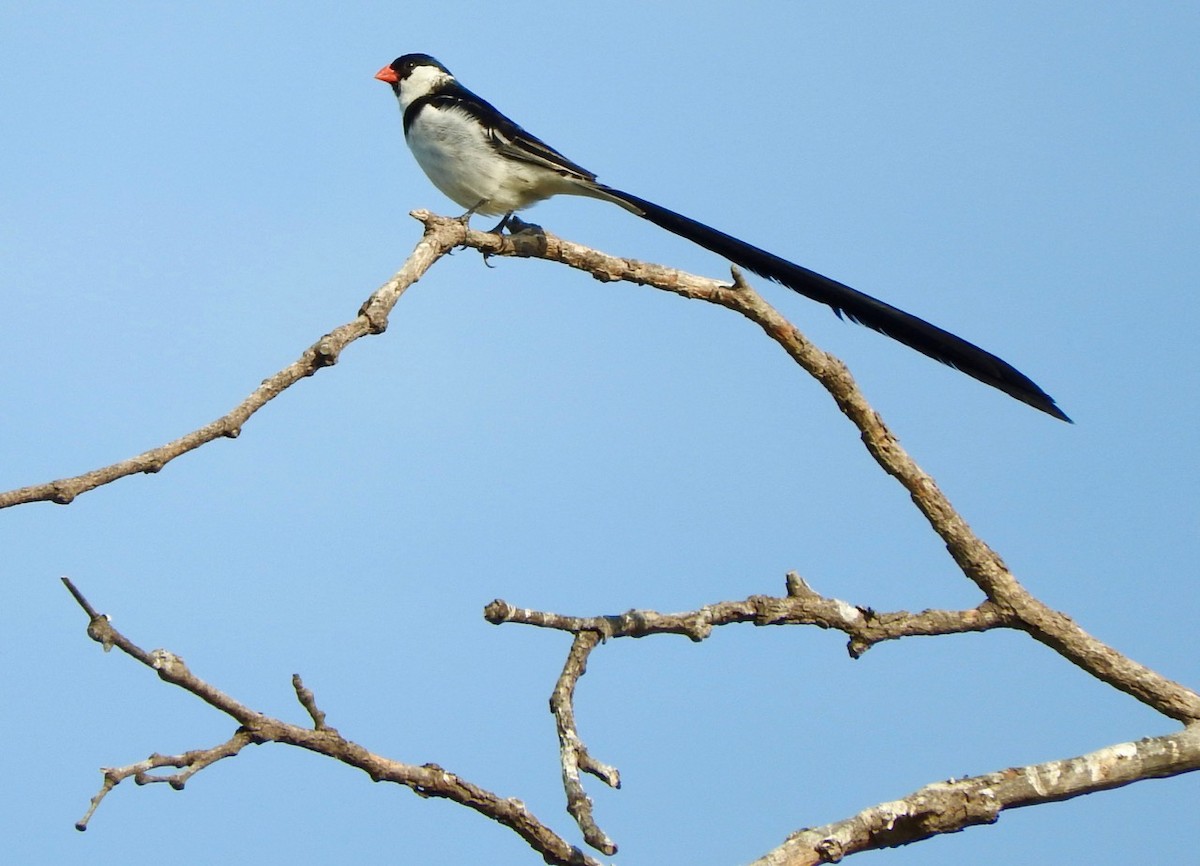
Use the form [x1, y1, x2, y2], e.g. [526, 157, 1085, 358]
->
[598, 185, 1069, 422]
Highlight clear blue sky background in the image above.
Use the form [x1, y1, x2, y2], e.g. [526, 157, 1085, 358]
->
[2, 2, 1197, 863]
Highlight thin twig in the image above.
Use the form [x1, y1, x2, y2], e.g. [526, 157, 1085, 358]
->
[76, 731, 255, 830]
[293, 675, 329, 730]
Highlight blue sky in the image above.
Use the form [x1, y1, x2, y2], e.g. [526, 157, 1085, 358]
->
[2, 2, 1197, 863]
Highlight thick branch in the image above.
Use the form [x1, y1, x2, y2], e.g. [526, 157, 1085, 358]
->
[750, 725, 1200, 865]
[432, 213, 1199, 723]
[21, 212, 1193, 717]
[40, 214, 1198, 862]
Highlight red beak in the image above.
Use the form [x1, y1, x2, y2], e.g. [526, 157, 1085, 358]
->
[375, 66, 399, 83]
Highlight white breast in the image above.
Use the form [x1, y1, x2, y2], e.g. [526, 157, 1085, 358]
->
[405, 104, 580, 216]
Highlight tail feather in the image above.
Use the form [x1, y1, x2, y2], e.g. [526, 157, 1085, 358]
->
[598, 185, 1069, 422]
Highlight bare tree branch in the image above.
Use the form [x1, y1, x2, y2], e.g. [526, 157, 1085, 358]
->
[293, 674, 329, 730]
[431, 213, 1199, 724]
[749, 725, 1200, 865]
[41, 214, 1200, 862]
[0, 219, 468, 511]
[63, 578, 602, 866]
[76, 730, 256, 831]
[487, 573, 1007, 657]
[550, 632, 619, 854]
[490, 570, 1200, 860]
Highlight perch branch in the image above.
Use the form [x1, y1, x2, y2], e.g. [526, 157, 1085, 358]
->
[0, 217, 474, 510]
[34, 213, 1198, 861]
[26, 211, 1189, 722]
[428, 212, 1198, 723]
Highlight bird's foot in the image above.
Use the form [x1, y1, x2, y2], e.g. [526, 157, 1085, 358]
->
[479, 213, 543, 268]
[484, 212, 514, 234]
[502, 215, 542, 235]
[447, 201, 488, 256]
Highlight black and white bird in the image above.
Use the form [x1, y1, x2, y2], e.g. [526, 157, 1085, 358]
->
[376, 54, 1069, 422]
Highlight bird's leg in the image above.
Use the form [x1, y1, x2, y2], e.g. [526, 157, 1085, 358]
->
[456, 200, 487, 227]
[453, 204, 513, 269]
[484, 211, 515, 234]
[445, 200, 490, 257]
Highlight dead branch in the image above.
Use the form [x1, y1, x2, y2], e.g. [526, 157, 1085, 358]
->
[0, 217, 483, 510]
[63, 578, 601, 866]
[40, 214, 1200, 861]
[426, 212, 1199, 724]
[749, 725, 1200, 865]
[549, 632, 620, 853]
[486, 572, 1007, 657]
[490, 570, 1200, 859]
[75, 730, 256, 831]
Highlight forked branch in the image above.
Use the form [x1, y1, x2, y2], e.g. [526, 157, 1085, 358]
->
[63, 578, 601, 866]
[37, 214, 1200, 862]
[436, 213, 1198, 724]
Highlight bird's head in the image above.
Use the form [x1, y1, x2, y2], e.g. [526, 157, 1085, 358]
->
[374, 54, 454, 109]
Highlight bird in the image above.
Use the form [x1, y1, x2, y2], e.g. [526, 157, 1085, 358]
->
[375, 53, 1069, 422]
